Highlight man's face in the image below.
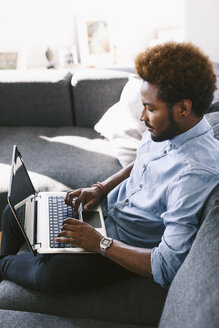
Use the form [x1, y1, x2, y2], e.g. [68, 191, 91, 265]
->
[140, 82, 180, 142]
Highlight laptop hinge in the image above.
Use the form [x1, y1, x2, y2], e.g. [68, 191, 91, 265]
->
[30, 194, 41, 246]
[31, 195, 41, 202]
[32, 243, 41, 250]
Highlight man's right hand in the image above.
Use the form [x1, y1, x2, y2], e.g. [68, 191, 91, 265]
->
[65, 186, 104, 214]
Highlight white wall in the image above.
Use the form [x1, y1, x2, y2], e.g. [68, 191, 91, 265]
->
[0, 0, 183, 69]
[1, 0, 218, 68]
[184, 0, 219, 62]
[0, 0, 77, 68]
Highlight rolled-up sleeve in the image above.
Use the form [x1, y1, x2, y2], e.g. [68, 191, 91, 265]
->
[151, 169, 219, 288]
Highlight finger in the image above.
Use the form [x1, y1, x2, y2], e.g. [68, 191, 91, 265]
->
[54, 237, 75, 244]
[65, 190, 73, 199]
[65, 191, 72, 206]
[65, 190, 80, 206]
[65, 190, 74, 204]
[65, 191, 76, 206]
[61, 223, 78, 231]
[63, 217, 81, 225]
[58, 231, 74, 237]
[83, 199, 96, 211]
[74, 194, 85, 214]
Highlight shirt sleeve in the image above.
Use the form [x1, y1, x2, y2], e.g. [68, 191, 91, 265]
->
[151, 169, 218, 288]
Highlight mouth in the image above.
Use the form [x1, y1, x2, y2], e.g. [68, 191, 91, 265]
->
[145, 122, 154, 132]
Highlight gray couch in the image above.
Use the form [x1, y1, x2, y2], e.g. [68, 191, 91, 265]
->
[0, 67, 219, 328]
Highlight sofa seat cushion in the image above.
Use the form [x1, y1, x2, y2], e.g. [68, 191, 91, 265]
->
[0, 126, 122, 220]
[0, 310, 151, 328]
[0, 275, 166, 327]
[158, 184, 219, 328]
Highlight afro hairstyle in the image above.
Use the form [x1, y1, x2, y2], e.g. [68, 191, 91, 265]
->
[135, 42, 217, 116]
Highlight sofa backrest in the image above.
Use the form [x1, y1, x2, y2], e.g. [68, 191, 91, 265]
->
[213, 63, 219, 103]
[0, 70, 74, 126]
[71, 68, 131, 127]
[0, 68, 133, 128]
[0, 63, 218, 129]
[206, 63, 219, 113]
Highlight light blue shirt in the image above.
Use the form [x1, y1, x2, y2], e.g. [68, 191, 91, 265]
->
[105, 116, 219, 288]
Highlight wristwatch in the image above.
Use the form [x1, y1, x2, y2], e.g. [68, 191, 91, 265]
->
[100, 237, 113, 256]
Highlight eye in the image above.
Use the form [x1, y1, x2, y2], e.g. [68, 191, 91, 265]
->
[144, 105, 154, 112]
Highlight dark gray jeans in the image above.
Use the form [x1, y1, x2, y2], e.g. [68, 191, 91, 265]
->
[0, 205, 134, 292]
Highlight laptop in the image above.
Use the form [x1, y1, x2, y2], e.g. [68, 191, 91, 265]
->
[7, 145, 106, 255]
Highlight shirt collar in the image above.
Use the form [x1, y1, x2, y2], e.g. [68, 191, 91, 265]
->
[168, 116, 212, 149]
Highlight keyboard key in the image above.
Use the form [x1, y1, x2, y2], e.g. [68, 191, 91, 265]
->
[16, 204, 26, 228]
[48, 196, 77, 249]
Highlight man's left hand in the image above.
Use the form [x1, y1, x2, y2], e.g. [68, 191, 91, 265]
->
[54, 218, 103, 253]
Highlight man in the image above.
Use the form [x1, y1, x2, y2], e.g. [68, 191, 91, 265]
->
[1, 42, 219, 291]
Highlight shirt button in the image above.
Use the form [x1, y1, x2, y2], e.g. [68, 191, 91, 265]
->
[163, 150, 167, 155]
[139, 184, 143, 189]
[125, 199, 129, 205]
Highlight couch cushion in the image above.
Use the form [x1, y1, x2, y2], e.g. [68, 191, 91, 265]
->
[0, 310, 151, 328]
[94, 76, 146, 167]
[0, 126, 122, 223]
[206, 63, 219, 112]
[0, 274, 166, 327]
[213, 62, 219, 104]
[207, 101, 219, 113]
[206, 111, 219, 139]
[158, 184, 219, 328]
[71, 68, 130, 127]
[0, 70, 73, 126]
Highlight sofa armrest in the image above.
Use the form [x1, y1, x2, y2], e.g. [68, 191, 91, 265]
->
[71, 68, 132, 128]
[158, 184, 219, 328]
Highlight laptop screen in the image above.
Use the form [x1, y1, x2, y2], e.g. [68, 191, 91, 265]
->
[8, 145, 36, 208]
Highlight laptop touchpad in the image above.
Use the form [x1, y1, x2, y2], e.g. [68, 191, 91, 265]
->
[82, 211, 102, 228]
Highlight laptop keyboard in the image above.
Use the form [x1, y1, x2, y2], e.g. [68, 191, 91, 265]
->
[16, 204, 26, 228]
[49, 196, 77, 248]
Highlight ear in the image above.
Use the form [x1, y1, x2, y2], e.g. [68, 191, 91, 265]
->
[175, 99, 192, 119]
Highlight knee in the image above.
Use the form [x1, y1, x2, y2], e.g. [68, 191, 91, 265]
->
[32, 255, 62, 292]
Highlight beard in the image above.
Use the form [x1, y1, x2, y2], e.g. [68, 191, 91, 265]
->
[151, 121, 180, 142]
[147, 107, 181, 142]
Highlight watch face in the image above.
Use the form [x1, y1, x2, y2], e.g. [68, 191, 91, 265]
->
[102, 238, 110, 246]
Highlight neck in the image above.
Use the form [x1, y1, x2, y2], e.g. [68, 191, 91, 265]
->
[178, 114, 203, 135]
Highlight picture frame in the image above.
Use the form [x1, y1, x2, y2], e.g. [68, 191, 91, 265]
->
[0, 52, 18, 70]
[58, 45, 78, 68]
[77, 14, 113, 67]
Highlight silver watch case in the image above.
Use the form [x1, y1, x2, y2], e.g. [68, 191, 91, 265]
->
[100, 237, 113, 256]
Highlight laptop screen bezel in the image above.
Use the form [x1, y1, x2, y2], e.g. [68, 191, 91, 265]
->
[7, 145, 37, 255]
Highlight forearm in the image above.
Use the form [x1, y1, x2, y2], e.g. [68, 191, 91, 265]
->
[100, 161, 134, 195]
[57, 218, 152, 278]
[101, 239, 152, 277]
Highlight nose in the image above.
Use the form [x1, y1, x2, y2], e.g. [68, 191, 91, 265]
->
[140, 107, 149, 122]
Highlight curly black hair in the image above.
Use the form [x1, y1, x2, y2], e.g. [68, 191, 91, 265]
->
[135, 42, 217, 116]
